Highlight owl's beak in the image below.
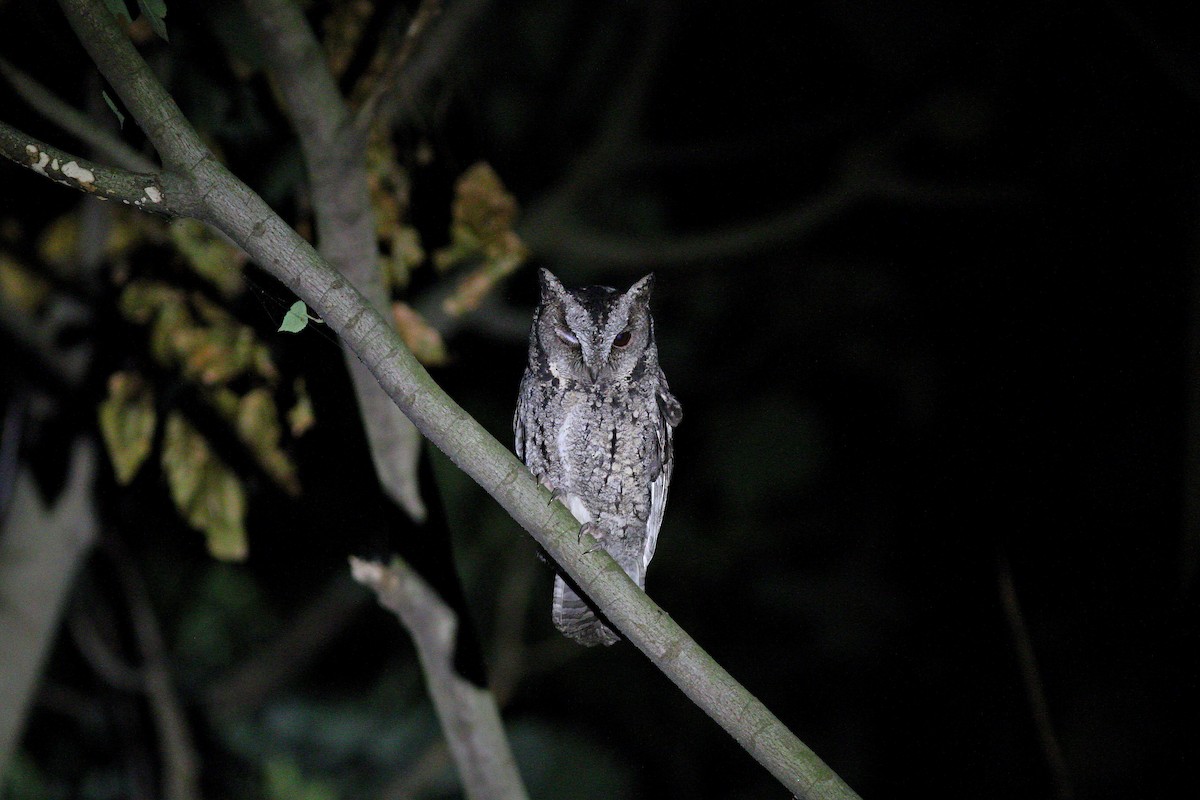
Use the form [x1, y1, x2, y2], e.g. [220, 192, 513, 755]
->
[585, 364, 601, 382]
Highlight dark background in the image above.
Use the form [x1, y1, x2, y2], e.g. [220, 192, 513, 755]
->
[1, 1, 1196, 798]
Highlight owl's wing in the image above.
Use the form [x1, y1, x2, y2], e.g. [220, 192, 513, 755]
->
[513, 372, 544, 477]
[513, 382, 528, 462]
[641, 369, 681, 577]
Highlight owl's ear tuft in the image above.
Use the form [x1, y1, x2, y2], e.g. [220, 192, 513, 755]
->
[538, 268, 568, 304]
[626, 273, 655, 301]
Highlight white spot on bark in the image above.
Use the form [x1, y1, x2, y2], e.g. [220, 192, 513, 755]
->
[61, 161, 95, 185]
[51, 158, 60, 170]
[31, 151, 50, 176]
[143, 186, 163, 203]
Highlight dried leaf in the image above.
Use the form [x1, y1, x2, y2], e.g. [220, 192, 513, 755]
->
[162, 413, 248, 561]
[39, 211, 148, 272]
[366, 129, 417, 289]
[383, 226, 424, 290]
[288, 377, 315, 437]
[392, 302, 448, 366]
[97, 372, 156, 485]
[0, 254, 51, 312]
[118, 279, 182, 324]
[433, 162, 528, 310]
[120, 282, 278, 385]
[451, 162, 519, 246]
[442, 251, 526, 318]
[169, 219, 244, 297]
[148, 294, 192, 365]
[233, 388, 300, 495]
[36, 214, 79, 268]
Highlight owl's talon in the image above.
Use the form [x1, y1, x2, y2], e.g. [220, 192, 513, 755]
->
[578, 521, 604, 547]
[537, 475, 562, 506]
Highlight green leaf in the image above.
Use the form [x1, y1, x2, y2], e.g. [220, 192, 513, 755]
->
[101, 90, 125, 129]
[137, 0, 169, 41]
[278, 300, 309, 333]
[102, 0, 132, 23]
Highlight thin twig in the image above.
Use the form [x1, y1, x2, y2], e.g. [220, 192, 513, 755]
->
[0, 55, 156, 172]
[522, 154, 1029, 269]
[351, 0, 443, 132]
[205, 572, 369, 713]
[354, 0, 492, 132]
[67, 601, 145, 692]
[107, 540, 202, 800]
[997, 551, 1073, 800]
[518, 0, 679, 241]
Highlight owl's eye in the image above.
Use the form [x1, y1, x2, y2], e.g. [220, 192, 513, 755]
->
[613, 330, 632, 348]
[555, 327, 579, 346]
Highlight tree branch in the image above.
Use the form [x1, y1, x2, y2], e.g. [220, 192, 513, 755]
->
[0, 119, 171, 212]
[522, 148, 1028, 270]
[244, 0, 427, 523]
[0, 3, 865, 796]
[55, 0, 205, 173]
[352, 557, 527, 800]
[239, 5, 525, 797]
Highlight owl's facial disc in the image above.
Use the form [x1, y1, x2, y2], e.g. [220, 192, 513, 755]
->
[535, 271, 657, 387]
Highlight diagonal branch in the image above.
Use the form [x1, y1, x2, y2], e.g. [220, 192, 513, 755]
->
[55, 0, 205, 172]
[0, 3, 865, 797]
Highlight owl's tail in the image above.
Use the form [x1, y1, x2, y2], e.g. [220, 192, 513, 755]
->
[552, 575, 620, 647]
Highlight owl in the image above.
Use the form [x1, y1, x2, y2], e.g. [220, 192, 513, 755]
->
[514, 269, 682, 646]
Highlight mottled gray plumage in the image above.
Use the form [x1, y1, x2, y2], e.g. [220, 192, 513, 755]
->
[514, 269, 681, 646]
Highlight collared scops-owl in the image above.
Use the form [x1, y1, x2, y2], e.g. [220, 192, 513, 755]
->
[514, 269, 681, 646]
